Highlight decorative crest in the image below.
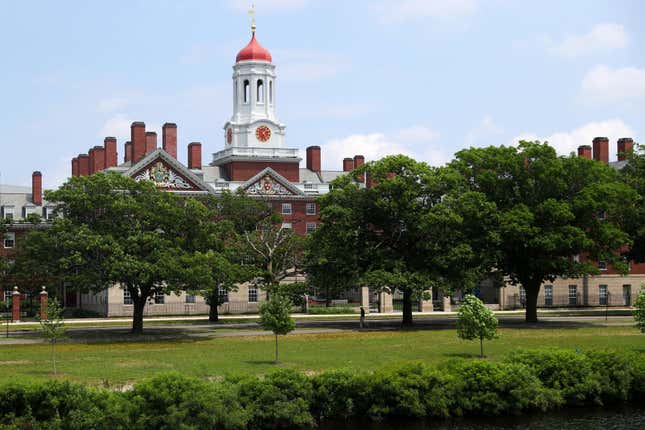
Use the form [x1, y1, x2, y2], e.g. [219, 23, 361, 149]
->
[248, 3, 256, 33]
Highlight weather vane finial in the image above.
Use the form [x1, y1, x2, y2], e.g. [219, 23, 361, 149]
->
[248, 3, 256, 34]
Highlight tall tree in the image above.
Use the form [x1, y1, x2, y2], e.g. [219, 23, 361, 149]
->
[620, 144, 645, 263]
[451, 141, 636, 322]
[20, 173, 209, 333]
[311, 155, 497, 325]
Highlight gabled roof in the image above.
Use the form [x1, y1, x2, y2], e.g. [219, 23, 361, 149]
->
[239, 167, 305, 197]
[123, 149, 212, 194]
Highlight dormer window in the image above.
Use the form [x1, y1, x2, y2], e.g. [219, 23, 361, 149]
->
[2, 206, 14, 220]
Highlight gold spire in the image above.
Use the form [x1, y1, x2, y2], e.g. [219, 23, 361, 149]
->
[248, 3, 256, 34]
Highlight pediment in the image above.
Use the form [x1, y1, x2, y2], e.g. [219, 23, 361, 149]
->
[240, 167, 304, 197]
[124, 149, 211, 193]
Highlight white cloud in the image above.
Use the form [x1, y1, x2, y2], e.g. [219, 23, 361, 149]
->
[98, 114, 133, 141]
[321, 125, 442, 170]
[548, 23, 628, 57]
[97, 97, 129, 113]
[510, 119, 635, 161]
[465, 116, 503, 146]
[580, 65, 645, 103]
[372, 0, 479, 23]
[226, 0, 310, 13]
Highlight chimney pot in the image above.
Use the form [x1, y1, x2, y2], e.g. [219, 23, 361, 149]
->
[306, 146, 321, 173]
[78, 154, 90, 176]
[32, 171, 42, 206]
[91, 145, 106, 173]
[353, 155, 365, 182]
[188, 142, 202, 169]
[617, 137, 634, 161]
[162, 123, 178, 159]
[578, 145, 592, 160]
[343, 157, 354, 172]
[145, 131, 157, 154]
[592, 137, 609, 163]
[131, 122, 146, 163]
[104, 137, 117, 168]
[71, 157, 79, 177]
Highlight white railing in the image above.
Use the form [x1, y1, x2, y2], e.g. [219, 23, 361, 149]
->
[212, 147, 300, 161]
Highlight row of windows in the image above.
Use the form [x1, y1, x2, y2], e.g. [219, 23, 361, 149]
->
[281, 203, 316, 215]
[122, 287, 260, 304]
[239, 79, 273, 105]
[2, 206, 56, 220]
[281, 222, 317, 233]
[541, 284, 632, 306]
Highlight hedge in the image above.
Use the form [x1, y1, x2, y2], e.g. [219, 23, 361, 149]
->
[0, 349, 643, 429]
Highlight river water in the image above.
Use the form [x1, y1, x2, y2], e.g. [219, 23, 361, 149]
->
[319, 406, 645, 430]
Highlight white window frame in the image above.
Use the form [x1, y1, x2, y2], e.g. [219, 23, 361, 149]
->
[154, 291, 165, 305]
[123, 289, 133, 305]
[218, 286, 229, 303]
[306, 222, 317, 234]
[599, 285, 608, 305]
[281, 203, 292, 215]
[568, 285, 577, 305]
[544, 285, 553, 306]
[185, 293, 196, 304]
[3, 206, 14, 220]
[248, 286, 258, 303]
[4, 291, 12, 303]
[3, 232, 15, 249]
[281, 222, 292, 230]
[598, 261, 608, 271]
[306, 203, 316, 215]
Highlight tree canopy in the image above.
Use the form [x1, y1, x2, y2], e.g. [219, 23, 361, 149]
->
[451, 141, 637, 322]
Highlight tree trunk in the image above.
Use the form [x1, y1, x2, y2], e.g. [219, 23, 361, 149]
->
[208, 292, 219, 322]
[274, 334, 279, 363]
[402, 288, 413, 326]
[131, 297, 146, 334]
[524, 281, 541, 323]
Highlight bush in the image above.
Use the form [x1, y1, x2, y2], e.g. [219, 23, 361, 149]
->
[236, 369, 314, 429]
[444, 360, 558, 416]
[1, 349, 644, 428]
[0, 380, 127, 430]
[308, 307, 356, 315]
[70, 308, 103, 318]
[125, 372, 248, 430]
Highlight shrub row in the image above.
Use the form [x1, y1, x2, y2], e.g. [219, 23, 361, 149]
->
[0, 349, 643, 430]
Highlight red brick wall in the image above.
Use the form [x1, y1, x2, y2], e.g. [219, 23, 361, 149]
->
[269, 200, 318, 236]
[225, 161, 300, 182]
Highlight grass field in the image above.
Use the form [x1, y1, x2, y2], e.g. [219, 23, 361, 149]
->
[1, 325, 643, 386]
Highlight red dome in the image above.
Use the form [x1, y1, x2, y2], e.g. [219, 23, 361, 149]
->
[236, 32, 272, 63]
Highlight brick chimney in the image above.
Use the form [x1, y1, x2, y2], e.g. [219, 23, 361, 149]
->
[306, 146, 321, 173]
[88, 147, 96, 174]
[592, 137, 609, 163]
[145, 132, 157, 154]
[617, 137, 634, 161]
[188, 142, 202, 169]
[104, 137, 117, 168]
[71, 157, 79, 177]
[131, 122, 146, 164]
[124, 141, 132, 163]
[162, 123, 177, 159]
[343, 158, 354, 172]
[353, 155, 365, 182]
[32, 171, 42, 206]
[91, 145, 106, 173]
[577, 145, 592, 160]
[78, 154, 90, 176]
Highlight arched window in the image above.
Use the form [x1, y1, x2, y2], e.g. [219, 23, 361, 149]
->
[269, 81, 273, 104]
[243, 80, 250, 104]
[257, 79, 264, 104]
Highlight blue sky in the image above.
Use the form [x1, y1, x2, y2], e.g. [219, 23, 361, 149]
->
[0, 0, 643, 188]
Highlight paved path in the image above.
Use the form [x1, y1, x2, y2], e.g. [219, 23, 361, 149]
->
[0, 315, 635, 346]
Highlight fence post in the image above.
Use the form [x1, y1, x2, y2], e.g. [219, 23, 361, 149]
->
[39, 287, 48, 321]
[442, 295, 452, 312]
[418, 289, 433, 312]
[302, 294, 309, 313]
[360, 286, 370, 314]
[11, 287, 20, 323]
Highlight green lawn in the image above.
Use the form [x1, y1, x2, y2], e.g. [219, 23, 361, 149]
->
[0, 325, 643, 386]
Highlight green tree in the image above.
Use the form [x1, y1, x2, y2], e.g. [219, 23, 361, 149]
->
[21, 173, 211, 333]
[621, 144, 645, 263]
[39, 298, 66, 375]
[311, 155, 498, 326]
[451, 141, 636, 322]
[634, 285, 645, 333]
[259, 294, 296, 363]
[456, 294, 498, 357]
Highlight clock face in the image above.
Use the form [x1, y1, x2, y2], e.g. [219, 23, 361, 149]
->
[226, 128, 232, 144]
[255, 125, 271, 142]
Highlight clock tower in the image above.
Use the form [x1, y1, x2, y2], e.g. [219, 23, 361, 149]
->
[212, 21, 301, 182]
